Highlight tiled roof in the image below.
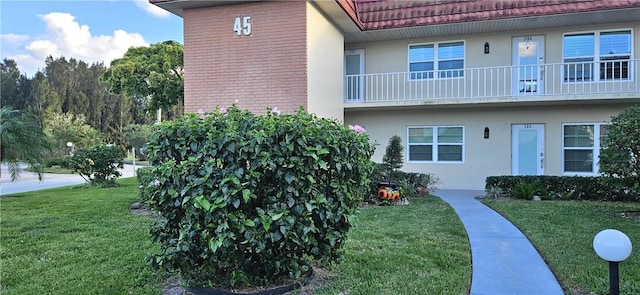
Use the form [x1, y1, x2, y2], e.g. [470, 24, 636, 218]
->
[338, 0, 640, 30]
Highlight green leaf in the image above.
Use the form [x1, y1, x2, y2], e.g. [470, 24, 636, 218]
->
[209, 237, 223, 253]
[271, 212, 284, 221]
[285, 172, 294, 184]
[194, 196, 211, 211]
[242, 189, 251, 203]
[244, 219, 255, 227]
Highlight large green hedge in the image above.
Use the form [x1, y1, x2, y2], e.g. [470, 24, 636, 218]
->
[139, 106, 374, 288]
[485, 175, 639, 202]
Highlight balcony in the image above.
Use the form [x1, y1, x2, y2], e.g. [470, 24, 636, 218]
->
[344, 59, 640, 107]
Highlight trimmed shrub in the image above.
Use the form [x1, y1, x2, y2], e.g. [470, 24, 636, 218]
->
[368, 163, 439, 200]
[600, 106, 640, 179]
[485, 175, 639, 202]
[69, 145, 124, 187]
[142, 106, 374, 288]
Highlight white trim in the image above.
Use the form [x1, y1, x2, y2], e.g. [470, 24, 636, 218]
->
[345, 49, 365, 101]
[511, 124, 545, 175]
[562, 28, 634, 83]
[406, 125, 465, 163]
[561, 122, 610, 175]
[407, 40, 465, 81]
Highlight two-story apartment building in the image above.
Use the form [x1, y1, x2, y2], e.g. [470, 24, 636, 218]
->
[151, 0, 640, 190]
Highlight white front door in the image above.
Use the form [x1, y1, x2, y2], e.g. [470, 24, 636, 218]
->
[512, 36, 545, 95]
[345, 49, 365, 102]
[512, 124, 545, 175]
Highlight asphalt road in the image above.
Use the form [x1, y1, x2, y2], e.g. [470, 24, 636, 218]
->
[0, 163, 141, 195]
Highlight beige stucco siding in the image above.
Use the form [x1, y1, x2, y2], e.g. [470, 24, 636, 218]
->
[306, 2, 344, 121]
[346, 21, 639, 73]
[344, 22, 639, 102]
[345, 102, 636, 190]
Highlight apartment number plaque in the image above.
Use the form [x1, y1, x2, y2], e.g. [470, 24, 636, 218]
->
[234, 16, 252, 36]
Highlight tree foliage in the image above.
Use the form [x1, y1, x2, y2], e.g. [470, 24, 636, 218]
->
[0, 107, 51, 181]
[44, 113, 103, 159]
[141, 106, 374, 288]
[599, 106, 640, 179]
[101, 41, 184, 119]
[1, 57, 157, 160]
[382, 135, 404, 171]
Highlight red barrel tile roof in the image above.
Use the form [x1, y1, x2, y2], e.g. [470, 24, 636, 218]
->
[338, 0, 640, 30]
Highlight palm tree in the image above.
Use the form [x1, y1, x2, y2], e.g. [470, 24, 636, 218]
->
[0, 107, 51, 181]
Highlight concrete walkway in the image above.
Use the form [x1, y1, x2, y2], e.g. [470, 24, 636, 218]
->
[0, 163, 140, 195]
[436, 189, 564, 295]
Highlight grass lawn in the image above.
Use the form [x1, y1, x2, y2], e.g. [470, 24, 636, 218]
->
[0, 178, 167, 295]
[483, 199, 640, 295]
[1, 179, 471, 295]
[314, 198, 471, 295]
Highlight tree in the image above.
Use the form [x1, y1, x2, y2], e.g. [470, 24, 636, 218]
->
[0, 107, 51, 181]
[123, 124, 153, 160]
[599, 106, 640, 179]
[1, 59, 29, 111]
[44, 113, 103, 159]
[101, 40, 184, 120]
[382, 135, 404, 172]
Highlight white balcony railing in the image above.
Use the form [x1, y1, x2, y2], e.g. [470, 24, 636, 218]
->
[345, 59, 640, 104]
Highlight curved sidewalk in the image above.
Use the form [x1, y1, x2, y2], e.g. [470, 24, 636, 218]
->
[436, 189, 563, 295]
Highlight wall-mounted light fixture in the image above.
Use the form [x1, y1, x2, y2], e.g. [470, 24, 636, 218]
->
[484, 42, 490, 54]
[484, 127, 490, 139]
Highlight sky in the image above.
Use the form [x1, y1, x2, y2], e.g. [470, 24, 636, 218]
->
[0, 0, 184, 77]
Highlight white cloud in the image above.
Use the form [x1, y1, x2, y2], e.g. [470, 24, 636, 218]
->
[0, 33, 30, 44]
[134, 0, 171, 18]
[4, 12, 148, 76]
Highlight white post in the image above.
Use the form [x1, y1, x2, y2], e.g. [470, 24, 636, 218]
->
[156, 108, 162, 124]
[132, 147, 136, 176]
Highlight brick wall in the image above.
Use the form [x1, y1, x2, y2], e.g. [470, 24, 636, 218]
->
[183, 2, 308, 115]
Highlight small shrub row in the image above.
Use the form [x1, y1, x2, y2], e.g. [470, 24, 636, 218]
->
[485, 175, 639, 202]
[369, 163, 439, 200]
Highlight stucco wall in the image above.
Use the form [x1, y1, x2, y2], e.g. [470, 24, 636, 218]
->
[345, 102, 636, 190]
[183, 2, 308, 115]
[306, 2, 345, 121]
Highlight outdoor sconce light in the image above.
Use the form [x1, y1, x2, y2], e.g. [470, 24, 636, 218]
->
[593, 229, 633, 295]
[484, 42, 490, 54]
[484, 127, 490, 139]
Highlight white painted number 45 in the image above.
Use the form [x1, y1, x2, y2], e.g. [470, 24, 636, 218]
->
[234, 16, 251, 36]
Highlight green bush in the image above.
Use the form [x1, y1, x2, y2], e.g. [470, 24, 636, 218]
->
[485, 175, 638, 202]
[45, 156, 71, 168]
[382, 135, 403, 172]
[512, 181, 541, 200]
[69, 145, 124, 187]
[600, 106, 640, 181]
[142, 106, 374, 288]
[368, 163, 438, 200]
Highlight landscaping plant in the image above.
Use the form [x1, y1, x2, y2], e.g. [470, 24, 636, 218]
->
[599, 106, 640, 197]
[141, 106, 375, 288]
[69, 145, 125, 187]
[382, 135, 404, 180]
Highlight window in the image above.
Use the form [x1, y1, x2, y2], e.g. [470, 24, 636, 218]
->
[408, 126, 464, 162]
[562, 123, 609, 173]
[409, 41, 464, 80]
[563, 30, 632, 82]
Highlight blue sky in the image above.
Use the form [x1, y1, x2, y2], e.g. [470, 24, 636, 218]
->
[1, 0, 184, 76]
